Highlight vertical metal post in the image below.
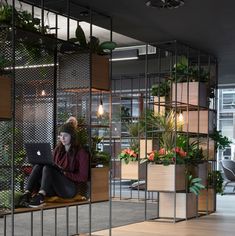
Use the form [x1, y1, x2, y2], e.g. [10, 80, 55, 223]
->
[53, 46, 58, 147]
[66, 206, 69, 236]
[11, 0, 16, 234]
[67, 0, 70, 41]
[54, 208, 57, 236]
[89, 8, 93, 236]
[75, 205, 79, 233]
[55, 13, 58, 38]
[109, 16, 113, 236]
[120, 75, 122, 200]
[41, 1, 45, 235]
[185, 45, 190, 221]
[41, 208, 44, 236]
[173, 41, 177, 223]
[144, 44, 148, 221]
[41, 0, 44, 33]
[4, 215, 7, 236]
[31, 211, 34, 236]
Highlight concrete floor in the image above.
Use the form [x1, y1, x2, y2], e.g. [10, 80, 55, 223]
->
[0, 185, 234, 236]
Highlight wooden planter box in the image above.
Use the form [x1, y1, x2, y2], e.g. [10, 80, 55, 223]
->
[121, 161, 147, 180]
[172, 82, 208, 107]
[58, 53, 109, 91]
[198, 162, 208, 186]
[121, 161, 139, 180]
[139, 139, 153, 159]
[0, 76, 11, 119]
[182, 110, 215, 134]
[147, 164, 186, 191]
[186, 163, 208, 187]
[91, 167, 109, 202]
[153, 96, 165, 115]
[198, 189, 216, 212]
[159, 192, 197, 219]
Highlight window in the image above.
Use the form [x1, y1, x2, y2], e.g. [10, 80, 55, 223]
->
[222, 91, 235, 110]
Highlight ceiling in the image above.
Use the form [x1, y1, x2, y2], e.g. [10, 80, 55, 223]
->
[26, 0, 235, 85]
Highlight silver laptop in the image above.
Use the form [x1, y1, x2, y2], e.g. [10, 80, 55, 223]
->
[25, 143, 54, 165]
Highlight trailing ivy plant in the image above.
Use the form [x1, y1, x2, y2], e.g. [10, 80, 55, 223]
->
[208, 170, 224, 194]
[210, 129, 232, 151]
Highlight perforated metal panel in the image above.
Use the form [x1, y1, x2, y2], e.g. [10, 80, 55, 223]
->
[0, 23, 13, 211]
[13, 29, 56, 200]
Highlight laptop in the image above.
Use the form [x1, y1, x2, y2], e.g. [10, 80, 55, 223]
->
[25, 143, 54, 165]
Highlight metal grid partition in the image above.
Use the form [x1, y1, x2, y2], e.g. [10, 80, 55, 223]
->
[0, 0, 113, 235]
[110, 41, 218, 224]
[0, 20, 14, 215]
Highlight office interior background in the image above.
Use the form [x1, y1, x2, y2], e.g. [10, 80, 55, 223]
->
[1, 0, 235, 235]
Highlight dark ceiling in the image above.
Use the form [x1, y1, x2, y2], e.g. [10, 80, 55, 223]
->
[28, 0, 235, 84]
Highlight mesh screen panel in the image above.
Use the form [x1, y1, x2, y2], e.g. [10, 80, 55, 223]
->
[58, 52, 91, 197]
[14, 29, 55, 198]
[0, 24, 13, 210]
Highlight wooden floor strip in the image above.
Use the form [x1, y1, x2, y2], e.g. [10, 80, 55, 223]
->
[94, 195, 235, 236]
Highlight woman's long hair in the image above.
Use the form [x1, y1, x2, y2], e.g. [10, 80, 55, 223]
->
[55, 123, 81, 154]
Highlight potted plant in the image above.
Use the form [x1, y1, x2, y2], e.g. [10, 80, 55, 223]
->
[171, 56, 209, 107]
[146, 110, 187, 191]
[146, 147, 187, 191]
[59, 23, 116, 91]
[151, 80, 170, 115]
[60, 24, 116, 55]
[118, 148, 140, 180]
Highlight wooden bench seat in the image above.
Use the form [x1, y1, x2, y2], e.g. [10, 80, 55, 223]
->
[2, 194, 89, 215]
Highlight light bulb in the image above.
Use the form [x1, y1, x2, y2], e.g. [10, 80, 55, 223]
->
[178, 113, 184, 123]
[41, 89, 46, 96]
[97, 102, 104, 116]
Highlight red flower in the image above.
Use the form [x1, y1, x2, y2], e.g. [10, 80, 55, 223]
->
[173, 147, 181, 153]
[158, 148, 166, 155]
[120, 148, 137, 158]
[179, 150, 187, 157]
[148, 151, 155, 161]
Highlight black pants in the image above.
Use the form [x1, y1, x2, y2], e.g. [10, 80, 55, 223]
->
[26, 164, 77, 198]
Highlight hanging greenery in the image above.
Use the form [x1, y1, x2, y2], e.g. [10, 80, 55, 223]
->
[208, 170, 224, 194]
[209, 129, 232, 151]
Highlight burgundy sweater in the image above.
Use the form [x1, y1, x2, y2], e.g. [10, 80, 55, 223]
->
[53, 146, 89, 183]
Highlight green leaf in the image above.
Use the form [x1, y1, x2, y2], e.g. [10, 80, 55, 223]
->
[191, 177, 202, 183]
[75, 25, 87, 47]
[194, 183, 205, 189]
[100, 41, 117, 51]
[189, 187, 199, 195]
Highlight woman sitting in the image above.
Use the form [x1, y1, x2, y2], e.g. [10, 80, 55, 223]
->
[19, 122, 89, 207]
